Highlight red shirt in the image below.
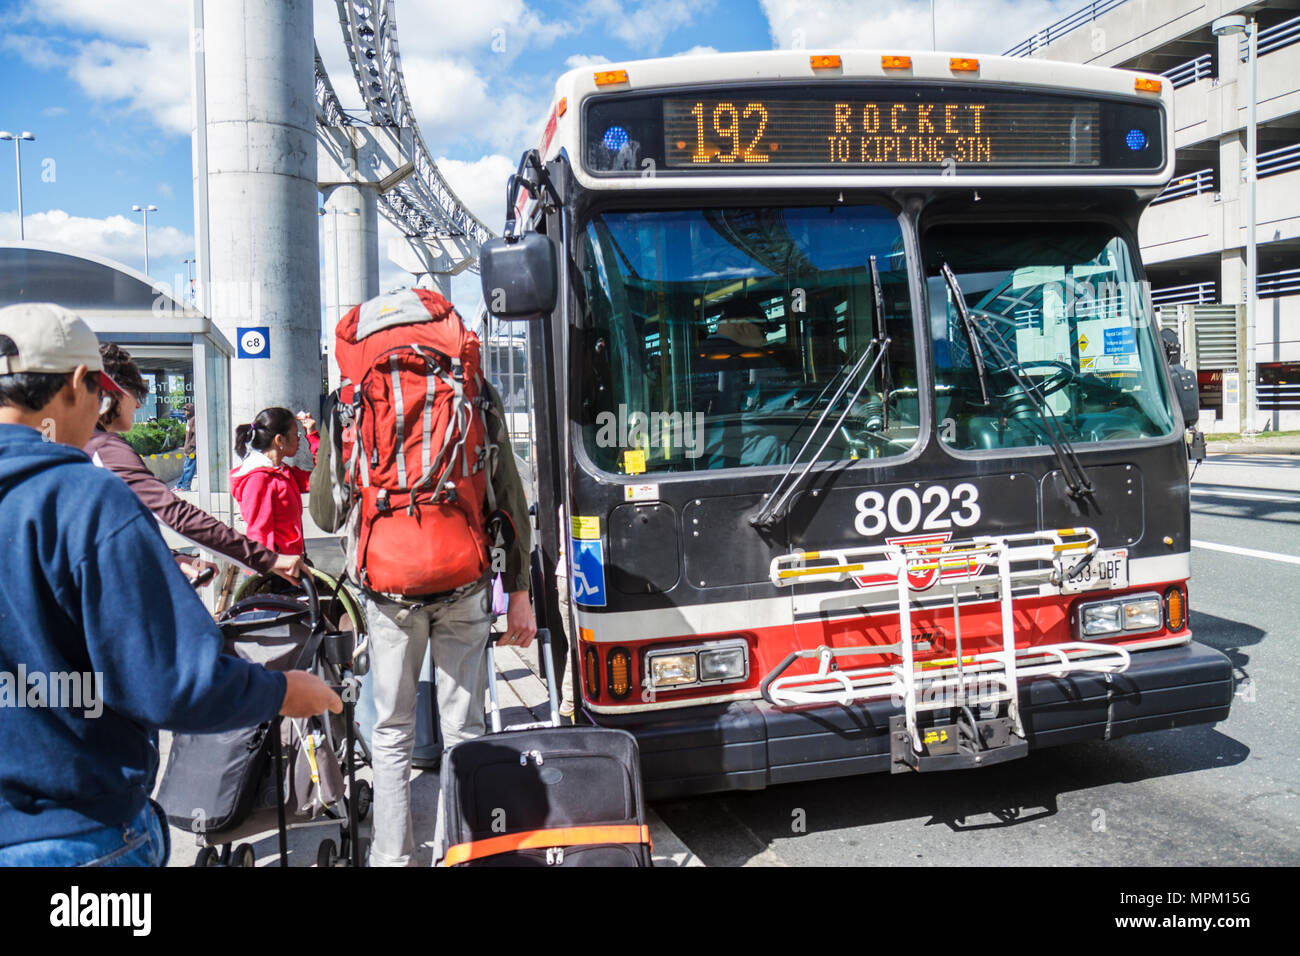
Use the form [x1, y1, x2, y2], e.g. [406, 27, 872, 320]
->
[229, 432, 319, 556]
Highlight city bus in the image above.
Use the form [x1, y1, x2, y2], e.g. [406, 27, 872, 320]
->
[479, 50, 1232, 798]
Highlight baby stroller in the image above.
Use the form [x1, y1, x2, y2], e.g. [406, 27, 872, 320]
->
[156, 573, 371, 867]
[233, 567, 374, 791]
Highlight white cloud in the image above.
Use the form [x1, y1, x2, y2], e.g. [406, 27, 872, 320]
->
[41, 106, 67, 117]
[1, 208, 193, 266]
[157, 183, 175, 200]
[11, 0, 189, 44]
[435, 154, 517, 231]
[674, 45, 720, 57]
[566, 53, 612, 69]
[583, 0, 716, 55]
[758, 0, 1072, 54]
[9, 1, 192, 135]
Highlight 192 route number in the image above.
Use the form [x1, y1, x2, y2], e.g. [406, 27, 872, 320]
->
[854, 483, 981, 537]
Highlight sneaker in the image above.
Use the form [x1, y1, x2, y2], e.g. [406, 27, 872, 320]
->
[559, 698, 575, 719]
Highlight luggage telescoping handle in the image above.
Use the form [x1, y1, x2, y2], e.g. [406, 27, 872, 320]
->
[486, 628, 561, 733]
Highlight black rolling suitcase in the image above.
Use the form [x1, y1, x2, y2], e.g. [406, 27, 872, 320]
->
[439, 628, 652, 867]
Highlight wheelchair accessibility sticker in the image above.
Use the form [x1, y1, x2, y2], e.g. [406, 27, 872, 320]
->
[571, 538, 607, 607]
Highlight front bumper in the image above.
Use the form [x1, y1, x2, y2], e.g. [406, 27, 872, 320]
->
[591, 640, 1234, 801]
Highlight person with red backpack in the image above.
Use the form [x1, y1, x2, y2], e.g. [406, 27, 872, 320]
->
[309, 287, 534, 867]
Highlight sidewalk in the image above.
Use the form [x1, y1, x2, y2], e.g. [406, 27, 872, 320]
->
[161, 511, 701, 866]
[1205, 433, 1300, 455]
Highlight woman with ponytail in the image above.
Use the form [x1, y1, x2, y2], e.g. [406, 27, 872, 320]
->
[230, 406, 319, 556]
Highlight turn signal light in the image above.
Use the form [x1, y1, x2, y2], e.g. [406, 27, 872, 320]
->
[556, 97, 568, 117]
[584, 646, 600, 698]
[1135, 76, 1162, 93]
[950, 57, 980, 72]
[607, 647, 632, 699]
[881, 55, 912, 69]
[594, 70, 629, 86]
[810, 54, 842, 69]
[1165, 586, 1186, 631]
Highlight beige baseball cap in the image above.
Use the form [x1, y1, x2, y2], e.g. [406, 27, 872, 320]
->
[0, 302, 122, 393]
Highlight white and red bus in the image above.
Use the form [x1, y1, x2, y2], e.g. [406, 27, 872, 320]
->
[480, 50, 1229, 797]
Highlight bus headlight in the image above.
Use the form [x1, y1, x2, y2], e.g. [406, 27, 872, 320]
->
[1082, 603, 1122, 636]
[1078, 593, 1165, 638]
[645, 638, 749, 691]
[650, 653, 697, 687]
[699, 646, 747, 682]
[1123, 598, 1162, 631]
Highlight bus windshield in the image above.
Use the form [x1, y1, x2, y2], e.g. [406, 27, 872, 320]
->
[578, 204, 918, 474]
[923, 221, 1175, 451]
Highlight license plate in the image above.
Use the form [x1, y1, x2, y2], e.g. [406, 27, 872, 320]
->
[1059, 548, 1128, 593]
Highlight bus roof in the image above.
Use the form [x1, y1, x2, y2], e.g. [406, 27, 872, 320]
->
[528, 49, 1173, 196]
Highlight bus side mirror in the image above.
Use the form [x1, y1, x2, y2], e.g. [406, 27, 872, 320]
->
[479, 233, 558, 321]
[1169, 365, 1199, 426]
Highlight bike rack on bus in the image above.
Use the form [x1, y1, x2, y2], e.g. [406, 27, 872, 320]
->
[762, 528, 1132, 769]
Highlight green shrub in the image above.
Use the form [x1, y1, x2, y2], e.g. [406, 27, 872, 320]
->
[123, 419, 185, 456]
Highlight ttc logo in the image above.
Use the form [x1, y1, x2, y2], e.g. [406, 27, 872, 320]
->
[851, 533, 985, 592]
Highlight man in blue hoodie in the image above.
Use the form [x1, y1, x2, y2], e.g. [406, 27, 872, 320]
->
[0, 302, 341, 866]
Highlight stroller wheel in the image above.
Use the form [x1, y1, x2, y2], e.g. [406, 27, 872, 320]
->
[195, 846, 220, 867]
[356, 781, 373, 822]
[233, 843, 256, 868]
[317, 839, 339, 869]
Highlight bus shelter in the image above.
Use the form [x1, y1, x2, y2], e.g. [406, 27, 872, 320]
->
[0, 242, 234, 522]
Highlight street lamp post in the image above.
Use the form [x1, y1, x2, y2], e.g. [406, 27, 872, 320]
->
[183, 257, 196, 306]
[1213, 14, 1258, 435]
[131, 204, 159, 276]
[0, 131, 35, 240]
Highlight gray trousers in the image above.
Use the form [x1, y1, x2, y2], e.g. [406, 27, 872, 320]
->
[363, 583, 492, 867]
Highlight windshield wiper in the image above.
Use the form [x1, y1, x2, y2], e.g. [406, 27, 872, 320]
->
[870, 255, 893, 433]
[751, 259, 897, 530]
[940, 263, 1094, 500]
[751, 334, 889, 530]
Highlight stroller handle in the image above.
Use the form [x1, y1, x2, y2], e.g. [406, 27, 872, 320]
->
[297, 568, 321, 631]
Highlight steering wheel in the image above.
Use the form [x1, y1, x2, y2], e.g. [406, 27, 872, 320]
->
[994, 359, 1076, 401]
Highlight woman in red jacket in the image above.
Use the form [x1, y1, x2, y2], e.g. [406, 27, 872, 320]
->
[231, 407, 319, 556]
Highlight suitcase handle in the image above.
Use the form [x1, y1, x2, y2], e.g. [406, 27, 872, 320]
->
[486, 628, 561, 733]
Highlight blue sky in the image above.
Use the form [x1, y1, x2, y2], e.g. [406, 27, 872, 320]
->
[0, 0, 1080, 318]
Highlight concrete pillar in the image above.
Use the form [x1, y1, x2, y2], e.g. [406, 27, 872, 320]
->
[318, 125, 413, 390]
[200, 0, 320, 460]
[321, 183, 379, 390]
[388, 235, 474, 302]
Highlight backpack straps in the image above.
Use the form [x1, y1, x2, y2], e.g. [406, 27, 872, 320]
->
[388, 354, 408, 489]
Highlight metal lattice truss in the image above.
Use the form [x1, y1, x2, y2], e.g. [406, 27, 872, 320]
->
[313, 0, 495, 265]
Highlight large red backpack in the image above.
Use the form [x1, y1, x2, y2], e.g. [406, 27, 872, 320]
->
[333, 288, 493, 597]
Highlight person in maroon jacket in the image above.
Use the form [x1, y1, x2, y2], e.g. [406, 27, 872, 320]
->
[83, 343, 307, 583]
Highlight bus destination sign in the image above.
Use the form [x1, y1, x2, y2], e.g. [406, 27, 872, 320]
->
[584, 84, 1164, 175]
[662, 96, 1101, 168]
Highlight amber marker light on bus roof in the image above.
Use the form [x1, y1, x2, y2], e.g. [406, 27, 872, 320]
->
[556, 97, 568, 117]
[949, 57, 980, 72]
[810, 54, 842, 69]
[594, 69, 629, 86]
[1135, 76, 1162, 93]
[881, 55, 912, 69]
